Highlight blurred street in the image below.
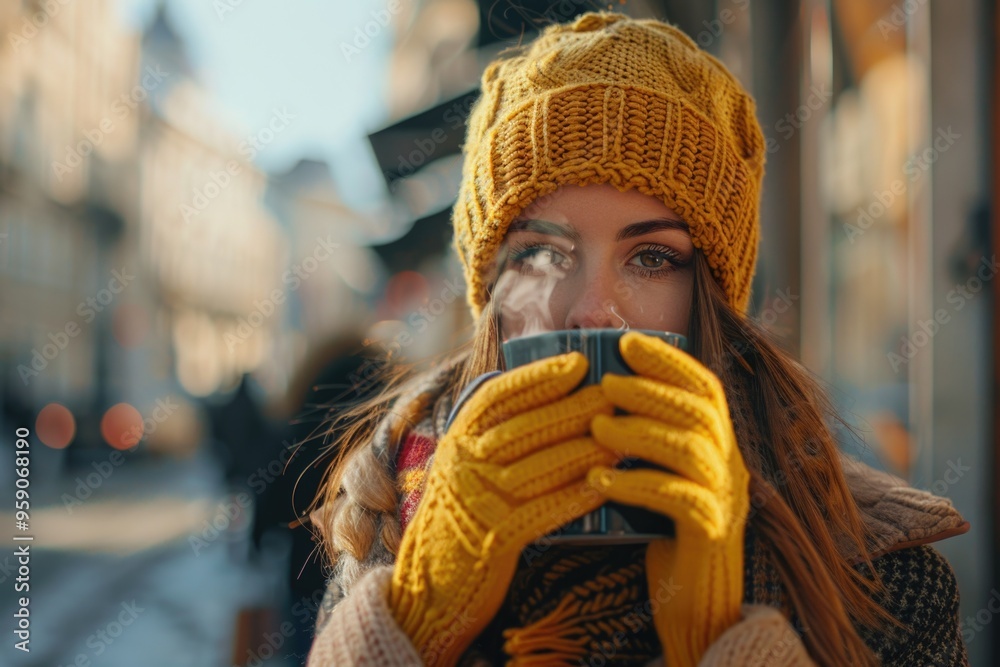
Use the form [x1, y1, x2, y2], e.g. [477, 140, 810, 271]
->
[1, 449, 300, 667]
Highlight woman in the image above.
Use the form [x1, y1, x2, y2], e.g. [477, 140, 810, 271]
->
[306, 13, 969, 666]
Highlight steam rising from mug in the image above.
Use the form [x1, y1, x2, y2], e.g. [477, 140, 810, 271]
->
[495, 249, 637, 337]
[495, 268, 563, 339]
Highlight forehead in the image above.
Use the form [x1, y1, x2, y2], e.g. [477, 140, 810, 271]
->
[515, 183, 683, 225]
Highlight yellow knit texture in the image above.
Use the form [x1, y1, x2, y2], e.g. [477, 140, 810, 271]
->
[587, 331, 751, 666]
[452, 12, 765, 315]
[387, 352, 617, 665]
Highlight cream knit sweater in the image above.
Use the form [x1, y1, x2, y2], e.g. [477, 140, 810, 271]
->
[306, 457, 969, 666]
[306, 567, 815, 666]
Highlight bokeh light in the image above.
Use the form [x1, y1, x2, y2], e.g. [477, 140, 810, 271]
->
[100, 402, 144, 450]
[384, 270, 430, 313]
[35, 403, 76, 449]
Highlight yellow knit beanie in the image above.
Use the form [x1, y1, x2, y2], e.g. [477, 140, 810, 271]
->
[452, 12, 766, 315]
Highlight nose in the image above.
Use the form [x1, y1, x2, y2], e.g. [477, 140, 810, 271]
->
[564, 273, 622, 330]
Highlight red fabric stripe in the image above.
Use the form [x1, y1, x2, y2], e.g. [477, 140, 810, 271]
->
[399, 490, 424, 531]
[397, 433, 435, 470]
[396, 433, 437, 532]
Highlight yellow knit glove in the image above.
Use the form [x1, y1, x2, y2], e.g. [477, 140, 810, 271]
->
[587, 331, 750, 667]
[388, 352, 615, 665]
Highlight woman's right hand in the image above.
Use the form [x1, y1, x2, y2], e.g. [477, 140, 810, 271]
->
[387, 351, 615, 665]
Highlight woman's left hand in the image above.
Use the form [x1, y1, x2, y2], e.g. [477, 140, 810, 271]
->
[587, 331, 751, 667]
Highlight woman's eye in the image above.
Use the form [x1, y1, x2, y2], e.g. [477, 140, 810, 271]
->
[628, 249, 675, 271]
[634, 252, 666, 268]
[511, 245, 571, 274]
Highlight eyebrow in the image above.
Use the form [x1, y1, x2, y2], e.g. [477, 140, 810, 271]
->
[508, 219, 582, 244]
[615, 219, 690, 241]
[509, 217, 689, 243]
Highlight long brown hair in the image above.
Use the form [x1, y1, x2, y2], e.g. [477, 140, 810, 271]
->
[308, 252, 897, 665]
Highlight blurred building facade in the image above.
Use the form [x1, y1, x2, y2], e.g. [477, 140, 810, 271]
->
[0, 1, 379, 452]
[0, 0, 145, 439]
[138, 6, 288, 399]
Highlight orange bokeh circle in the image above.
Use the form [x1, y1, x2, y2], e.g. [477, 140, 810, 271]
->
[100, 403, 144, 450]
[36, 403, 76, 449]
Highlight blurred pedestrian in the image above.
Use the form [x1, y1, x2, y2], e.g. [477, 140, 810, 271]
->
[252, 335, 385, 660]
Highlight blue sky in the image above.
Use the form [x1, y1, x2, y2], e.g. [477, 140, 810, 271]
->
[117, 0, 394, 210]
